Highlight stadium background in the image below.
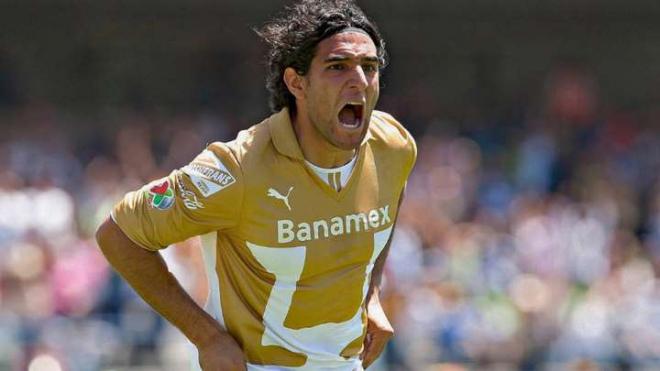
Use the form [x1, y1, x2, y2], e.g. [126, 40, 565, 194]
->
[1, 0, 659, 370]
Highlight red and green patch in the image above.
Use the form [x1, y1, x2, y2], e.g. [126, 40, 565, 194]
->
[145, 179, 175, 210]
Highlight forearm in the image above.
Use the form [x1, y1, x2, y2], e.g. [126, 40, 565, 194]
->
[367, 246, 387, 303]
[361, 227, 396, 368]
[367, 187, 405, 303]
[95, 217, 224, 347]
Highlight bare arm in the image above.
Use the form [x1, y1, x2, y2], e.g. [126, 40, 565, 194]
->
[95, 217, 245, 370]
[361, 190, 405, 368]
[366, 234, 391, 302]
[367, 187, 405, 300]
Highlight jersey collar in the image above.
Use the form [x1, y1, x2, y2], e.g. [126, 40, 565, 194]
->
[268, 107, 374, 161]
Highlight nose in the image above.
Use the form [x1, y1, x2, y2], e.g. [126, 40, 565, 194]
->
[348, 65, 369, 91]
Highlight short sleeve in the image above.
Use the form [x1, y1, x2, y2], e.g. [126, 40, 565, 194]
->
[111, 142, 243, 251]
[406, 131, 417, 179]
[371, 110, 417, 183]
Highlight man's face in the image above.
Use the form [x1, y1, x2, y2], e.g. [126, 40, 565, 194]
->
[298, 31, 380, 151]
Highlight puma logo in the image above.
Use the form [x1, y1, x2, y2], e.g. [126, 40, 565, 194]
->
[267, 186, 294, 211]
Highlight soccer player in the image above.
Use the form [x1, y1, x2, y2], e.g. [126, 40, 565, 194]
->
[95, 0, 416, 370]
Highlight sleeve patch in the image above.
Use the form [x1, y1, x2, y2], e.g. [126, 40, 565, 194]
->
[182, 149, 236, 197]
[176, 176, 205, 210]
[144, 179, 175, 210]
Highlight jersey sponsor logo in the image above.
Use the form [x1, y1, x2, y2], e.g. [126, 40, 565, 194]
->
[182, 149, 236, 197]
[277, 205, 391, 243]
[145, 179, 175, 210]
[267, 186, 293, 211]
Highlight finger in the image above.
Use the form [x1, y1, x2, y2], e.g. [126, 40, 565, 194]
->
[362, 342, 378, 368]
[362, 333, 389, 369]
[360, 333, 372, 360]
[362, 350, 376, 369]
[361, 342, 372, 362]
[362, 346, 383, 369]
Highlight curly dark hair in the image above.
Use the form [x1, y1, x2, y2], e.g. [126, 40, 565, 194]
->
[256, 0, 387, 112]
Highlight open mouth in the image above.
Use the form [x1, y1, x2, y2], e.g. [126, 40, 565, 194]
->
[338, 103, 364, 129]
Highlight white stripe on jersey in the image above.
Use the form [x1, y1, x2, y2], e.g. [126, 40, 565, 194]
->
[240, 225, 392, 370]
[190, 232, 224, 371]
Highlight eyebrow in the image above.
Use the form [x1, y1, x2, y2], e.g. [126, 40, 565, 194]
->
[324, 55, 380, 64]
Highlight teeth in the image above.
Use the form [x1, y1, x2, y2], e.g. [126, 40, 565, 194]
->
[338, 104, 362, 128]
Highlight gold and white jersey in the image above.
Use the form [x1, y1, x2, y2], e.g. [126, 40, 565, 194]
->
[112, 108, 417, 370]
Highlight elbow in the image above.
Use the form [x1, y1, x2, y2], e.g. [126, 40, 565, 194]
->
[95, 217, 114, 253]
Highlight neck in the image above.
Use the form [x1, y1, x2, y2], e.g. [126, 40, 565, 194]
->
[291, 110, 356, 168]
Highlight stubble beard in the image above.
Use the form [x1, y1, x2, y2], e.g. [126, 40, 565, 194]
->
[316, 116, 368, 151]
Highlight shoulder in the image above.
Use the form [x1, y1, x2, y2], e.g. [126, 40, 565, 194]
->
[201, 114, 287, 189]
[200, 114, 277, 176]
[181, 119, 273, 194]
[368, 110, 417, 162]
[181, 142, 242, 199]
[209, 117, 272, 165]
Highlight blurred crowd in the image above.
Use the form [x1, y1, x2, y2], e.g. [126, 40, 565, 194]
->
[0, 106, 234, 371]
[0, 66, 659, 371]
[385, 68, 660, 371]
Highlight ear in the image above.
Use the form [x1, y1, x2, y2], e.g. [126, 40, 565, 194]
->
[283, 67, 306, 101]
